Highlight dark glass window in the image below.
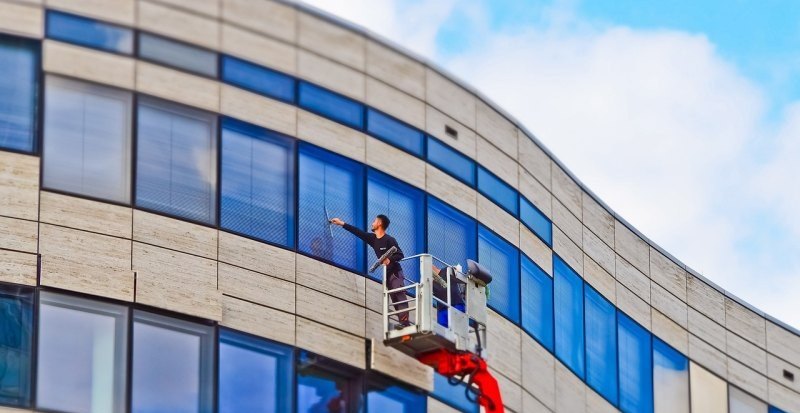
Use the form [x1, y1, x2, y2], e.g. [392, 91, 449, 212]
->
[427, 197, 477, 270]
[298, 143, 365, 272]
[296, 351, 362, 413]
[366, 109, 424, 156]
[138, 33, 218, 77]
[477, 167, 518, 216]
[367, 169, 425, 280]
[554, 255, 584, 378]
[37, 292, 128, 413]
[431, 373, 479, 413]
[221, 118, 295, 247]
[221, 55, 296, 103]
[219, 329, 294, 413]
[0, 284, 33, 407]
[132, 311, 215, 413]
[653, 338, 689, 413]
[46, 11, 133, 54]
[0, 35, 38, 153]
[298, 81, 364, 129]
[43, 76, 133, 203]
[618, 312, 653, 413]
[520, 197, 552, 246]
[584, 286, 618, 405]
[366, 375, 426, 413]
[478, 226, 520, 323]
[426, 137, 476, 186]
[520, 254, 553, 351]
[136, 97, 218, 224]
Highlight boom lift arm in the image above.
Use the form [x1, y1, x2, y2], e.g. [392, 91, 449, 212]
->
[417, 349, 504, 413]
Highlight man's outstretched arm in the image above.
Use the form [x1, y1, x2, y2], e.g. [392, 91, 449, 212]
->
[330, 218, 374, 245]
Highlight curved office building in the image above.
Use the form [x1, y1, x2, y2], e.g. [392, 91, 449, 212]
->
[0, 1, 797, 412]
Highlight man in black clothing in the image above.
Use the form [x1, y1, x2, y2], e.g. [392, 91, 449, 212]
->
[329, 214, 410, 326]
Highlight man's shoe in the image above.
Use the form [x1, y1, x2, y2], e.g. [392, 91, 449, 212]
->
[394, 321, 412, 330]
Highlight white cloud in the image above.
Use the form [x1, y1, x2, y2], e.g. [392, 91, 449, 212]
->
[300, 0, 800, 329]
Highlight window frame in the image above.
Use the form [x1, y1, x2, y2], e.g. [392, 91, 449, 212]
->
[476, 166, 519, 217]
[365, 108, 426, 157]
[137, 31, 220, 79]
[0, 33, 41, 155]
[45, 10, 134, 55]
[425, 135, 476, 187]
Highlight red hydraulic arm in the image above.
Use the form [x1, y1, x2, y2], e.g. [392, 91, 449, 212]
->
[417, 349, 504, 413]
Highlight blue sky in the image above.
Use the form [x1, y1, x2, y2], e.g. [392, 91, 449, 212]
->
[306, 0, 800, 329]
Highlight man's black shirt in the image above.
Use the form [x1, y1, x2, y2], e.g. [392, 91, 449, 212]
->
[342, 223, 404, 274]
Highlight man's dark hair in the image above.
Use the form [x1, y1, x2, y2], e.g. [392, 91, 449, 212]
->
[376, 214, 390, 230]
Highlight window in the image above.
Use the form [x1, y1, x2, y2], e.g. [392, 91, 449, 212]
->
[0, 35, 38, 153]
[298, 81, 364, 129]
[431, 373, 479, 413]
[298, 143, 365, 272]
[477, 167, 518, 216]
[46, 11, 133, 54]
[297, 351, 362, 413]
[618, 312, 653, 413]
[478, 226, 520, 323]
[584, 286, 617, 405]
[366, 109, 424, 156]
[520, 197, 552, 246]
[367, 375, 426, 413]
[769, 406, 788, 413]
[520, 254, 553, 351]
[221, 55, 296, 103]
[427, 197, 477, 271]
[0, 284, 33, 407]
[367, 169, 425, 280]
[136, 97, 218, 224]
[554, 255, 584, 378]
[221, 118, 295, 247]
[43, 76, 133, 203]
[132, 311, 214, 413]
[426, 137, 476, 186]
[138, 33, 218, 77]
[729, 386, 768, 413]
[219, 329, 293, 413]
[689, 362, 727, 413]
[653, 338, 689, 413]
[37, 292, 128, 413]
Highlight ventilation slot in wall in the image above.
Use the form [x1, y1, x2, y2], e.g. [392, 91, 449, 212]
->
[445, 125, 458, 139]
[784, 369, 795, 382]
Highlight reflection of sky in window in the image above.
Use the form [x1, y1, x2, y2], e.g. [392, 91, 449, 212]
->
[367, 384, 425, 413]
[297, 373, 349, 413]
[37, 302, 122, 412]
[132, 322, 201, 413]
[218, 343, 278, 413]
[47, 11, 133, 54]
[0, 38, 37, 153]
[0, 292, 32, 406]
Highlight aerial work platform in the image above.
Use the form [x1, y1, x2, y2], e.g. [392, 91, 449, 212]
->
[375, 251, 503, 412]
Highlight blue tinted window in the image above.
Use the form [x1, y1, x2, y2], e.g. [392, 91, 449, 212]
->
[136, 98, 218, 224]
[478, 226, 520, 323]
[521, 254, 553, 351]
[132, 311, 215, 413]
[366, 109, 424, 156]
[653, 338, 689, 413]
[426, 137, 475, 186]
[431, 373, 479, 413]
[46, 11, 133, 54]
[0, 284, 33, 407]
[297, 352, 361, 413]
[584, 286, 618, 405]
[427, 197, 477, 271]
[221, 118, 295, 247]
[367, 169, 424, 280]
[618, 312, 653, 413]
[769, 406, 788, 413]
[219, 329, 293, 413]
[222, 56, 295, 103]
[139, 33, 218, 77]
[367, 377, 426, 413]
[0, 36, 38, 153]
[298, 82, 364, 129]
[554, 255, 584, 378]
[298, 143, 365, 272]
[477, 167, 518, 216]
[520, 197, 552, 246]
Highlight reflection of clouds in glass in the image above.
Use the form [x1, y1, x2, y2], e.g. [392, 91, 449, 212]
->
[133, 323, 200, 413]
[218, 342, 279, 413]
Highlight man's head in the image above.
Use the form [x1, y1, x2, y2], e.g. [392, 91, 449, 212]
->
[371, 214, 390, 232]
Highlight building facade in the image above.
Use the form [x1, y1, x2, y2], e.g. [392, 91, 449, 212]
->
[0, 0, 797, 412]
